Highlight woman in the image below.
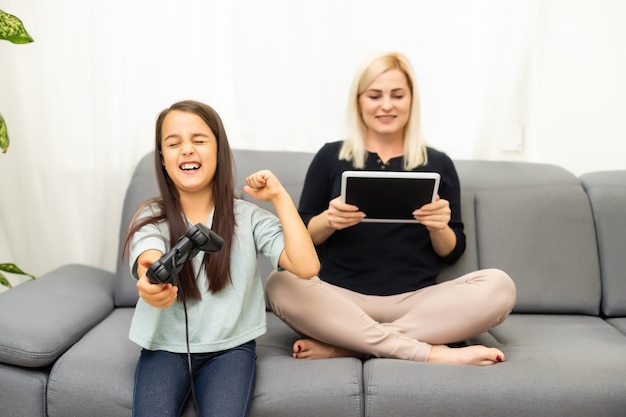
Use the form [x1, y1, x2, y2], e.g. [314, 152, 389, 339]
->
[266, 52, 516, 366]
[125, 100, 319, 416]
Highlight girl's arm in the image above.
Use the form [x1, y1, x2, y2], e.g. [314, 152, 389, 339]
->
[244, 170, 320, 279]
[135, 249, 179, 308]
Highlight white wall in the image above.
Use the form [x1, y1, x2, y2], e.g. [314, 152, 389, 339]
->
[0, 0, 625, 278]
[526, 0, 626, 175]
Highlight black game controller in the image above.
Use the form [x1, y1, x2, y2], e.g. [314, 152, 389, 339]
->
[146, 223, 224, 285]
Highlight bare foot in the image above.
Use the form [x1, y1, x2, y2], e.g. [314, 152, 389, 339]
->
[292, 339, 358, 359]
[428, 344, 505, 366]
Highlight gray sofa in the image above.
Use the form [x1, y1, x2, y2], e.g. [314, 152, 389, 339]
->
[1, 149, 625, 417]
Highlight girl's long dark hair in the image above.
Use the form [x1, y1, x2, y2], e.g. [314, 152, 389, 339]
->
[124, 100, 236, 301]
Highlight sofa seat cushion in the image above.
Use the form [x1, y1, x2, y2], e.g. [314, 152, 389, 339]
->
[607, 318, 626, 335]
[46, 309, 364, 417]
[252, 313, 364, 417]
[0, 363, 49, 417]
[47, 308, 140, 417]
[363, 314, 626, 417]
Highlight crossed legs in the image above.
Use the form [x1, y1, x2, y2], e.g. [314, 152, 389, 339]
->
[265, 269, 516, 365]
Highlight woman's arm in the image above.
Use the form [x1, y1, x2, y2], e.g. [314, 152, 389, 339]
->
[306, 196, 365, 245]
[413, 196, 457, 257]
[415, 150, 466, 260]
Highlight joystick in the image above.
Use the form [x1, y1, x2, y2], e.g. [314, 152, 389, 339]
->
[146, 223, 224, 285]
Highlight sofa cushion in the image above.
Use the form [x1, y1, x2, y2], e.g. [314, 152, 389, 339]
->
[252, 313, 364, 417]
[580, 171, 626, 317]
[475, 186, 600, 313]
[607, 318, 626, 335]
[46, 309, 363, 417]
[47, 308, 140, 417]
[363, 314, 626, 417]
[0, 363, 48, 417]
[452, 161, 601, 314]
[47, 308, 207, 417]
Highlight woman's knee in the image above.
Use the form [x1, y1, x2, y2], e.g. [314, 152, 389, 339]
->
[265, 269, 298, 299]
[484, 268, 517, 310]
[265, 269, 315, 315]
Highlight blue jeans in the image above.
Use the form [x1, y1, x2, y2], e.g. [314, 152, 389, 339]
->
[133, 340, 256, 417]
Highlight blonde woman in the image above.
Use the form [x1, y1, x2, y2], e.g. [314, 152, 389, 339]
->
[266, 52, 516, 366]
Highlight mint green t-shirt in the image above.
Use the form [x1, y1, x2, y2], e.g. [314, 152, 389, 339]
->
[128, 199, 284, 353]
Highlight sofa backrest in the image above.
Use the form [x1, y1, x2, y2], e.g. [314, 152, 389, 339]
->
[115, 151, 604, 316]
[441, 160, 601, 315]
[580, 171, 626, 318]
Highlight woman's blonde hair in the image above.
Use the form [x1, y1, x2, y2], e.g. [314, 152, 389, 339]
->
[339, 51, 428, 170]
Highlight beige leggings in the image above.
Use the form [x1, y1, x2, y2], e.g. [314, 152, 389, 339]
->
[265, 269, 516, 362]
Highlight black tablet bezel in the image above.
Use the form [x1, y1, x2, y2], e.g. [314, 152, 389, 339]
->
[340, 170, 441, 223]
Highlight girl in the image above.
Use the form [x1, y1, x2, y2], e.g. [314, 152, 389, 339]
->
[125, 100, 319, 416]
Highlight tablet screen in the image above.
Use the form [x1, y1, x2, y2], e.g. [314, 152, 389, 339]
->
[341, 171, 441, 223]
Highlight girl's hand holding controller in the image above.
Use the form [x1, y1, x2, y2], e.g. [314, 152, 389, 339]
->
[136, 252, 178, 309]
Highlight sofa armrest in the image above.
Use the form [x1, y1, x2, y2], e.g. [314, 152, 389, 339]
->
[0, 264, 116, 367]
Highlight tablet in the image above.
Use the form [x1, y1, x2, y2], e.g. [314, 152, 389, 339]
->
[341, 171, 441, 223]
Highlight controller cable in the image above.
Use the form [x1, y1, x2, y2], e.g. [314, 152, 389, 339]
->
[171, 251, 203, 417]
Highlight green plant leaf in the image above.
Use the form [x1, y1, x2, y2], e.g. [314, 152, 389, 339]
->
[0, 10, 34, 44]
[0, 263, 36, 280]
[0, 272, 12, 288]
[0, 112, 9, 153]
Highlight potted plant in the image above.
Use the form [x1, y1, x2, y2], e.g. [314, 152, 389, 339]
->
[0, 9, 35, 289]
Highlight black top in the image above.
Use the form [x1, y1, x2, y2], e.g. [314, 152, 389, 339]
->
[299, 141, 466, 295]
